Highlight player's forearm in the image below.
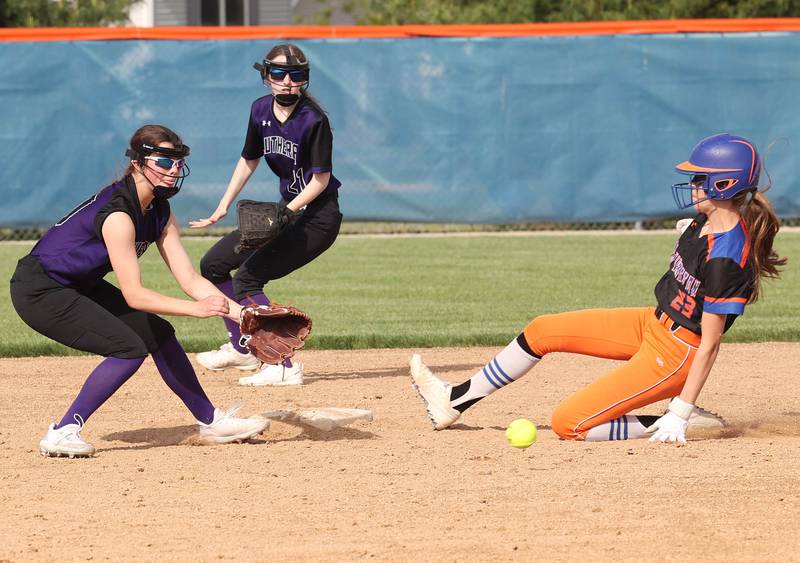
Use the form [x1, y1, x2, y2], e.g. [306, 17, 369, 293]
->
[679, 341, 720, 404]
[286, 173, 329, 211]
[680, 312, 726, 405]
[121, 286, 200, 317]
[218, 158, 259, 211]
[179, 273, 243, 320]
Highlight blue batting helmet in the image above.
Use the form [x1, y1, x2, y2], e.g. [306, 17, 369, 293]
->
[672, 133, 761, 209]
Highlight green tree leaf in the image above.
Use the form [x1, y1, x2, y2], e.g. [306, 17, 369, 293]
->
[1, 0, 141, 27]
[332, 0, 800, 25]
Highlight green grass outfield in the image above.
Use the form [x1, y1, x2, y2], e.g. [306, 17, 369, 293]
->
[2, 232, 798, 357]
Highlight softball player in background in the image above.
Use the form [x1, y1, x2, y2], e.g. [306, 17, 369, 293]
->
[10, 125, 268, 458]
[190, 43, 342, 387]
[411, 134, 785, 444]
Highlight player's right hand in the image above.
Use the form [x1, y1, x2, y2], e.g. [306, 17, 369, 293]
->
[193, 295, 230, 318]
[189, 208, 227, 229]
[646, 411, 689, 445]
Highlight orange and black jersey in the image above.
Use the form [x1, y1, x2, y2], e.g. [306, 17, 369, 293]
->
[654, 214, 755, 335]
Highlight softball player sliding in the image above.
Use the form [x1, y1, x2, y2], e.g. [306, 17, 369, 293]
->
[190, 43, 342, 387]
[10, 125, 268, 458]
[412, 134, 785, 444]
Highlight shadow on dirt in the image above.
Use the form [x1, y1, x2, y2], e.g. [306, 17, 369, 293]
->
[303, 362, 482, 383]
[101, 425, 268, 450]
[269, 424, 377, 442]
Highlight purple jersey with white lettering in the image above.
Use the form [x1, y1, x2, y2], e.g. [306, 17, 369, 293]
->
[30, 176, 170, 288]
[241, 94, 341, 201]
[654, 213, 755, 334]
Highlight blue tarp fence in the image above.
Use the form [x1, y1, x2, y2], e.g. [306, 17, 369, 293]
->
[1, 32, 799, 226]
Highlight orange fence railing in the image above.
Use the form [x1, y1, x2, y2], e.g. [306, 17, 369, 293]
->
[3, 18, 800, 42]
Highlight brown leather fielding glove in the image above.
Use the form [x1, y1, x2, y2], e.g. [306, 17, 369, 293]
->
[235, 200, 296, 254]
[239, 303, 312, 363]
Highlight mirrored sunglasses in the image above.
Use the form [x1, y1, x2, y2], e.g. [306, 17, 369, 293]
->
[690, 174, 707, 187]
[144, 155, 185, 170]
[268, 68, 308, 82]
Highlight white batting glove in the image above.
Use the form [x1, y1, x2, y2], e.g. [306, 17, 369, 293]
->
[646, 397, 693, 445]
[676, 218, 693, 234]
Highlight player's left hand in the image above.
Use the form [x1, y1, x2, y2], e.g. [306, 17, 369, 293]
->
[239, 303, 312, 363]
[189, 206, 228, 229]
[193, 295, 230, 318]
[646, 411, 689, 444]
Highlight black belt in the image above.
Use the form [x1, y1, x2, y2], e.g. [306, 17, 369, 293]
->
[654, 307, 700, 337]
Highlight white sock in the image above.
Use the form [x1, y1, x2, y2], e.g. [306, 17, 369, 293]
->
[450, 337, 540, 411]
[584, 415, 649, 441]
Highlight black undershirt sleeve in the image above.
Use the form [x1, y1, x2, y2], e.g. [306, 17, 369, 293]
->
[241, 110, 263, 160]
[306, 116, 333, 173]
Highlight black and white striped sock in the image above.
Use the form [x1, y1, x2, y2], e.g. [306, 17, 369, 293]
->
[583, 415, 659, 441]
[450, 334, 541, 413]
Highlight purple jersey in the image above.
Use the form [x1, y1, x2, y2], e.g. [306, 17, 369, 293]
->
[242, 95, 341, 201]
[31, 176, 170, 288]
[654, 213, 755, 334]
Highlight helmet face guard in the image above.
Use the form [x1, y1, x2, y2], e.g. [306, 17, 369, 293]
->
[253, 45, 310, 106]
[125, 142, 191, 198]
[672, 174, 713, 209]
[671, 134, 760, 209]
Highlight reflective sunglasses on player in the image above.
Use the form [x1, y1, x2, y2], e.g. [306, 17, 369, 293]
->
[268, 67, 308, 82]
[690, 174, 708, 188]
[144, 155, 185, 170]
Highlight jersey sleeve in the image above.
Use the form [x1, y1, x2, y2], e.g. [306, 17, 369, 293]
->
[702, 258, 753, 316]
[94, 198, 136, 241]
[241, 109, 263, 160]
[306, 115, 334, 174]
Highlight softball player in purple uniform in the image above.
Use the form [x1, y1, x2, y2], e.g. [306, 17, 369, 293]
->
[412, 134, 785, 444]
[10, 125, 268, 458]
[190, 43, 342, 386]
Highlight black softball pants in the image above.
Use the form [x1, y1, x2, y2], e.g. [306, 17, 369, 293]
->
[200, 192, 343, 300]
[10, 255, 174, 359]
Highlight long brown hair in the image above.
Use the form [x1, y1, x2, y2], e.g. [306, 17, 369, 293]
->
[733, 189, 786, 303]
[123, 124, 184, 176]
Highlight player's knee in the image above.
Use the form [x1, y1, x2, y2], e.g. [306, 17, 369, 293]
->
[112, 339, 150, 359]
[139, 315, 175, 354]
[199, 254, 227, 283]
[521, 316, 548, 357]
[551, 403, 583, 441]
[231, 276, 261, 303]
[152, 331, 180, 353]
[68, 323, 150, 359]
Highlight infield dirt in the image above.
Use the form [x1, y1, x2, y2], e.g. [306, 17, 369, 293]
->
[2, 344, 799, 561]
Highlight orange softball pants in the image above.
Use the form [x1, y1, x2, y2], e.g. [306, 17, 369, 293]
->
[522, 307, 701, 440]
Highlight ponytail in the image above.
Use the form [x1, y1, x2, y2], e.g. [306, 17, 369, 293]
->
[736, 190, 787, 303]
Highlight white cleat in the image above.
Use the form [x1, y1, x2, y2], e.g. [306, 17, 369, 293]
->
[196, 342, 261, 372]
[198, 403, 269, 444]
[409, 354, 461, 430]
[39, 417, 95, 458]
[238, 361, 304, 386]
[688, 405, 727, 429]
